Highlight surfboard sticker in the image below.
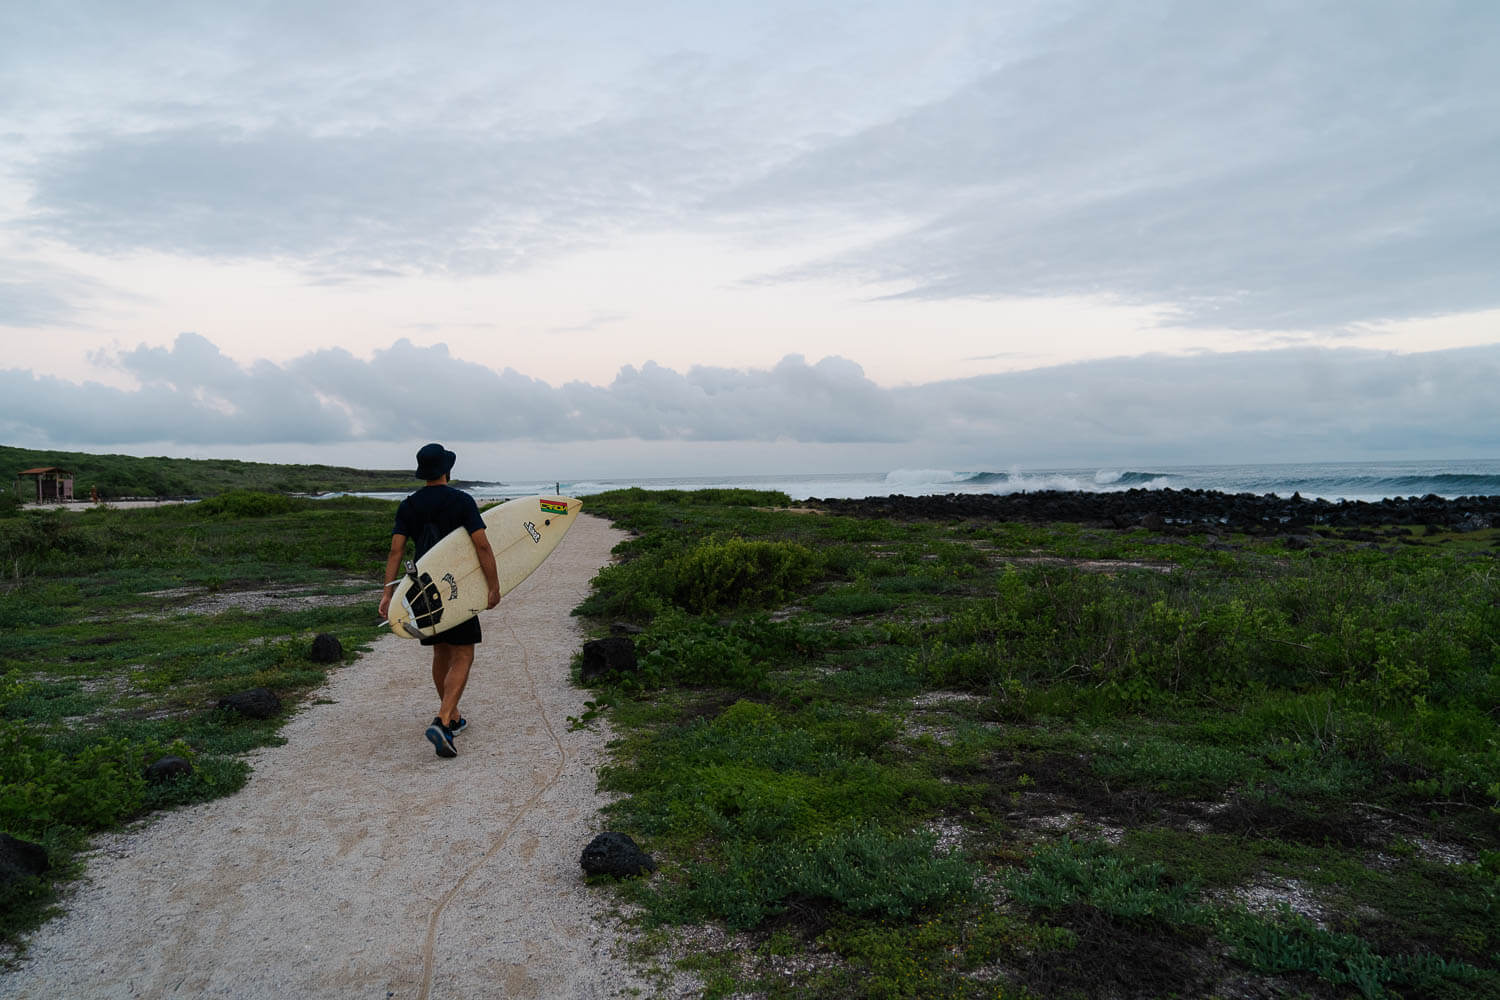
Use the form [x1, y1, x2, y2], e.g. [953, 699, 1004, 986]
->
[539, 498, 568, 515]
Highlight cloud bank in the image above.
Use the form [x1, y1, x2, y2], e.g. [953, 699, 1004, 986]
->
[8, 0, 1499, 332]
[4, 334, 1496, 464]
[735, 2, 1500, 329]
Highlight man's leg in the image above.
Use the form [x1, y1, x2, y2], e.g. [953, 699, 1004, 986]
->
[433, 643, 474, 729]
[431, 645, 452, 702]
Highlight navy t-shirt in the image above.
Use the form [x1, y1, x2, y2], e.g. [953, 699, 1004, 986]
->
[392, 485, 485, 560]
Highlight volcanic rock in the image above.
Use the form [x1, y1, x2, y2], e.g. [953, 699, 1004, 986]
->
[808, 488, 1500, 534]
[0, 833, 48, 886]
[580, 832, 656, 878]
[579, 636, 638, 682]
[218, 687, 281, 719]
[310, 633, 343, 663]
[146, 755, 193, 784]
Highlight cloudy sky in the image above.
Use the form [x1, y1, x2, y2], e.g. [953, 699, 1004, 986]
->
[2, 0, 1496, 479]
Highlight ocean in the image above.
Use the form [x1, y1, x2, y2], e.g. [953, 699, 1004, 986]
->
[371, 458, 1500, 505]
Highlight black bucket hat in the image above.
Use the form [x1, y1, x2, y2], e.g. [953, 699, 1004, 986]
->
[414, 443, 456, 480]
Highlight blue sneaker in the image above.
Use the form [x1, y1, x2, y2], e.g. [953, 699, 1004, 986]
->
[449, 716, 467, 736]
[425, 718, 456, 758]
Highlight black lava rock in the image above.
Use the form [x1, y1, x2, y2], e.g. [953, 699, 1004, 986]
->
[310, 633, 343, 663]
[579, 636, 638, 682]
[0, 833, 49, 886]
[218, 687, 281, 719]
[808, 489, 1500, 535]
[580, 832, 656, 878]
[145, 755, 193, 784]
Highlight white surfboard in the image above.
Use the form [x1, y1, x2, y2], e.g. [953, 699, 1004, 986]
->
[387, 494, 582, 640]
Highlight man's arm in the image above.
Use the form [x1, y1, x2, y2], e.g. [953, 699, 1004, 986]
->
[470, 528, 502, 609]
[377, 532, 407, 620]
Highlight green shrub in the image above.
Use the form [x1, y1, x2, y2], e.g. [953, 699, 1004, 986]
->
[1005, 837, 1204, 926]
[634, 612, 763, 688]
[650, 825, 976, 930]
[1224, 908, 1484, 999]
[193, 490, 308, 518]
[618, 611, 828, 690]
[574, 554, 671, 621]
[0, 721, 172, 835]
[809, 587, 899, 616]
[663, 536, 821, 613]
[0, 511, 85, 565]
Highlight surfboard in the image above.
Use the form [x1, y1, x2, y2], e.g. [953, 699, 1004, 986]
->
[386, 494, 583, 640]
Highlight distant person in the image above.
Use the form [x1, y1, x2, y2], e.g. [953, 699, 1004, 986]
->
[378, 443, 501, 759]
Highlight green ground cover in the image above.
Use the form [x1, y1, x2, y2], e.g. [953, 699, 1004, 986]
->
[576, 489, 1500, 999]
[2, 444, 423, 500]
[0, 492, 396, 951]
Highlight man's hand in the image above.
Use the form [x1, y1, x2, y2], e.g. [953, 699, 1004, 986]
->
[380, 533, 407, 623]
[471, 528, 501, 611]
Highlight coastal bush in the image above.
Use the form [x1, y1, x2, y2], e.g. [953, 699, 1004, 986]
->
[572, 491, 1500, 998]
[605, 700, 916, 837]
[662, 536, 821, 613]
[0, 445, 412, 498]
[1223, 908, 1485, 998]
[899, 549, 1498, 712]
[0, 721, 189, 836]
[816, 910, 1076, 1000]
[809, 586, 900, 617]
[0, 511, 83, 565]
[644, 825, 976, 931]
[625, 611, 826, 690]
[587, 487, 792, 511]
[0, 486, 391, 949]
[193, 490, 308, 518]
[1006, 837, 1205, 927]
[573, 536, 828, 620]
[633, 612, 761, 688]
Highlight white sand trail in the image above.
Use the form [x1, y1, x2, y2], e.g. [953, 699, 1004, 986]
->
[1, 513, 663, 999]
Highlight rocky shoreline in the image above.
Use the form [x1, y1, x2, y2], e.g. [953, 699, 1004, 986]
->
[808, 488, 1500, 534]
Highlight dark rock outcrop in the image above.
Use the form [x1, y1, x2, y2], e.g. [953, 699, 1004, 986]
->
[808, 488, 1500, 535]
[0, 833, 49, 886]
[310, 633, 343, 663]
[218, 687, 281, 719]
[145, 755, 193, 784]
[580, 832, 656, 878]
[579, 636, 638, 682]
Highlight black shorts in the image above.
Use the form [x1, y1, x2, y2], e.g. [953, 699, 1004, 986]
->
[420, 615, 482, 647]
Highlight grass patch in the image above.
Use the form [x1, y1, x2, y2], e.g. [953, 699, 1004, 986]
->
[0, 496, 393, 953]
[575, 488, 1500, 998]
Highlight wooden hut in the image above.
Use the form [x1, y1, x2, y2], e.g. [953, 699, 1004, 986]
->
[17, 467, 74, 503]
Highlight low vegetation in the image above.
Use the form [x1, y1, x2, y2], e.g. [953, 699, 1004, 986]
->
[575, 489, 1500, 999]
[3, 473, 1497, 998]
[0, 492, 395, 951]
[2, 444, 419, 499]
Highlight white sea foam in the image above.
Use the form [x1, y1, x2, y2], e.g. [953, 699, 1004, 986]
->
[340, 461, 1500, 504]
[885, 468, 960, 486]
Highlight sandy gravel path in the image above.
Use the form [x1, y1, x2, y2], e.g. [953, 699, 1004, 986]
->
[1, 513, 661, 999]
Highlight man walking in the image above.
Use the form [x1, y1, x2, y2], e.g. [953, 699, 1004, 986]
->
[378, 443, 501, 758]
